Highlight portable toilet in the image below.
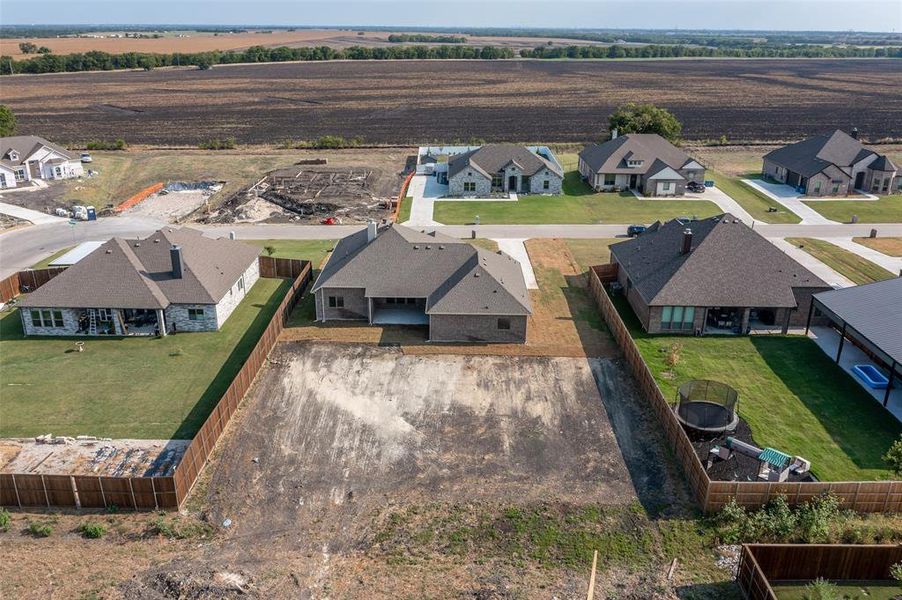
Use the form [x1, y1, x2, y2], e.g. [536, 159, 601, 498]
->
[86, 206, 97, 221]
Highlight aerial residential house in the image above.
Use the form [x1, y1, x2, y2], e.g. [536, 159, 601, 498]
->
[447, 144, 564, 197]
[762, 129, 900, 197]
[312, 223, 532, 343]
[609, 214, 831, 335]
[578, 133, 705, 196]
[0, 135, 84, 189]
[19, 227, 260, 336]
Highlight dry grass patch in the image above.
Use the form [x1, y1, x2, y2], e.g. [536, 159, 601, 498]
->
[852, 236, 902, 257]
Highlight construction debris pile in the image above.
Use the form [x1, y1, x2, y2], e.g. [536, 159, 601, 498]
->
[1, 437, 189, 477]
[206, 164, 396, 224]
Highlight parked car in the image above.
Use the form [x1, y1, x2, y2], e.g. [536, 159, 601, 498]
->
[627, 224, 647, 237]
[686, 181, 705, 193]
[80, 152, 93, 163]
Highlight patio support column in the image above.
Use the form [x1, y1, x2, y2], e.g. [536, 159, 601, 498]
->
[156, 309, 167, 337]
[368, 297, 373, 325]
[804, 296, 815, 334]
[835, 322, 847, 363]
[782, 309, 791, 335]
[885, 360, 897, 407]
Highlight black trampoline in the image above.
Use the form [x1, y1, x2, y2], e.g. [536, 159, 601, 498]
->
[674, 380, 739, 434]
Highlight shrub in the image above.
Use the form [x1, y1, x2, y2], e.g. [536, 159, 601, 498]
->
[26, 521, 53, 538]
[86, 138, 126, 151]
[0, 105, 16, 137]
[713, 493, 848, 544]
[882, 435, 902, 476]
[891, 561, 902, 581]
[198, 137, 236, 150]
[804, 578, 838, 600]
[0, 508, 10, 532]
[264, 245, 276, 256]
[78, 522, 106, 539]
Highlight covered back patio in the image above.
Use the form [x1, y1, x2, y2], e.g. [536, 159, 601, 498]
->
[369, 297, 428, 326]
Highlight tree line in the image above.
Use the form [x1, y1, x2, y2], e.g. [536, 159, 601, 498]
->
[0, 44, 516, 74]
[521, 44, 902, 59]
[387, 34, 467, 44]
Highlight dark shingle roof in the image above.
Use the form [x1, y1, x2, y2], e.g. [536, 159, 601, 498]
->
[763, 130, 876, 177]
[578, 134, 700, 175]
[813, 277, 902, 365]
[312, 224, 531, 316]
[869, 155, 898, 172]
[20, 227, 260, 309]
[448, 144, 563, 180]
[1, 135, 72, 168]
[610, 214, 829, 308]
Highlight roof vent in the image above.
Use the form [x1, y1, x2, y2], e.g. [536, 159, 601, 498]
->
[439, 245, 445, 250]
[474, 272, 481, 277]
[426, 245, 431, 250]
[413, 245, 420, 250]
[106, 249, 112, 254]
[134, 242, 140, 247]
[153, 239, 160, 243]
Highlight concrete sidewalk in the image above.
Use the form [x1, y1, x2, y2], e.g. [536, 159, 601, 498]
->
[0, 201, 65, 225]
[684, 185, 758, 225]
[742, 179, 838, 225]
[767, 237, 855, 288]
[493, 238, 538, 289]
[818, 237, 902, 275]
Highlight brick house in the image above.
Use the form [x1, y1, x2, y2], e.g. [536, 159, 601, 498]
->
[610, 214, 831, 335]
[446, 144, 563, 197]
[762, 129, 900, 197]
[312, 223, 532, 343]
[19, 227, 260, 336]
[0, 135, 84, 189]
[578, 133, 705, 196]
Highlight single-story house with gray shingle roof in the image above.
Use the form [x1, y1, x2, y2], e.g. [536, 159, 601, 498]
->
[762, 129, 900, 196]
[578, 133, 705, 196]
[609, 213, 831, 335]
[19, 227, 260, 336]
[447, 143, 563, 197]
[0, 135, 84, 189]
[312, 223, 532, 343]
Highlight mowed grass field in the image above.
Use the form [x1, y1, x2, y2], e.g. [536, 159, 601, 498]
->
[432, 154, 722, 225]
[613, 295, 901, 481]
[802, 195, 902, 224]
[786, 238, 895, 285]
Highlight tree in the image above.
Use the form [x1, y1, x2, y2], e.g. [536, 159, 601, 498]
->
[883, 435, 902, 476]
[608, 102, 683, 142]
[37, 46, 52, 54]
[0, 105, 16, 137]
[18, 42, 38, 54]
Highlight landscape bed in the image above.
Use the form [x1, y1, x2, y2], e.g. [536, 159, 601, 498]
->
[4, 59, 900, 145]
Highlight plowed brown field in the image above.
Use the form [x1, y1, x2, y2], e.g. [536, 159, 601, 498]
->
[3, 59, 900, 145]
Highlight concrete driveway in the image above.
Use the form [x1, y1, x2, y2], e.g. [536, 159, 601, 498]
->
[684, 185, 757, 225]
[741, 179, 838, 225]
[0, 202, 66, 226]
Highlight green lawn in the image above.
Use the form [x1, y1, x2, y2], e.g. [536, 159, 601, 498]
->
[398, 195, 413, 223]
[432, 153, 722, 225]
[0, 278, 290, 440]
[247, 239, 335, 268]
[563, 238, 620, 271]
[785, 238, 895, 285]
[803, 194, 902, 224]
[711, 171, 801, 224]
[771, 581, 902, 600]
[612, 295, 901, 482]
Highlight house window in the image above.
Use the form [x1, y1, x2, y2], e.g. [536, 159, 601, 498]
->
[14, 168, 26, 182]
[662, 182, 672, 191]
[188, 308, 205, 321]
[543, 180, 550, 190]
[627, 159, 643, 167]
[328, 296, 344, 308]
[97, 308, 111, 321]
[497, 318, 511, 330]
[831, 182, 840, 195]
[660, 306, 695, 330]
[238, 276, 245, 292]
[491, 174, 503, 188]
[897, 179, 902, 191]
[604, 174, 616, 186]
[54, 166, 62, 178]
[813, 181, 822, 194]
[31, 309, 64, 328]
[0, 173, 7, 188]
[463, 182, 476, 192]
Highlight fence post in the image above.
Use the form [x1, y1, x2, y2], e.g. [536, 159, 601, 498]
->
[41, 475, 50, 507]
[128, 478, 138, 510]
[11, 474, 21, 507]
[99, 477, 107, 508]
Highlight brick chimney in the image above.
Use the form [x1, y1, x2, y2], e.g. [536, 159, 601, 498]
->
[680, 228, 693, 255]
[851, 127, 859, 140]
[170, 245, 183, 279]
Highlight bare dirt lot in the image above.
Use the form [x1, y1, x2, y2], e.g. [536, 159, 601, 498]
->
[5, 59, 900, 145]
[0, 438, 187, 477]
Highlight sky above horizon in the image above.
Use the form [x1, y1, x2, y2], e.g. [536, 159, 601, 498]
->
[0, 0, 900, 32]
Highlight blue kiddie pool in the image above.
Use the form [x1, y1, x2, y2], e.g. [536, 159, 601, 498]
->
[852, 364, 889, 390]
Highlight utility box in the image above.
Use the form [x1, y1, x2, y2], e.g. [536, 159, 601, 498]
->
[86, 206, 97, 221]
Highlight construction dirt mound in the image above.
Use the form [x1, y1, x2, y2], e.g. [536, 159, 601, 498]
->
[205, 164, 402, 225]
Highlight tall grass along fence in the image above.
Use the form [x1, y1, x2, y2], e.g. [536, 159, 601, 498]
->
[737, 544, 902, 600]
[0, 267, 67, 303]
[0, 256, 312, 511]
[587, 266, 902, 514]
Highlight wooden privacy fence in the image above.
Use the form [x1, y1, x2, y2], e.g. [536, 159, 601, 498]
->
[1, 260, 312, 511]
[737, 544, 902, 600]
[258, 255, 309, 279]
[0, 267, 67, 303]
[588, 266, 902, 514]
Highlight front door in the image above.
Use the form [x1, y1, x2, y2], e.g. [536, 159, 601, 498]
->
[28, 161, 41, 179]
[508, 175, 517, 192]
[629, 174, 638, 189]
[854, 171, 865, 190]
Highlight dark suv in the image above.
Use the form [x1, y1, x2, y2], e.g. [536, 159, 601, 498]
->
[627, 224, 647, 237]
[686, 181, 706, 193]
